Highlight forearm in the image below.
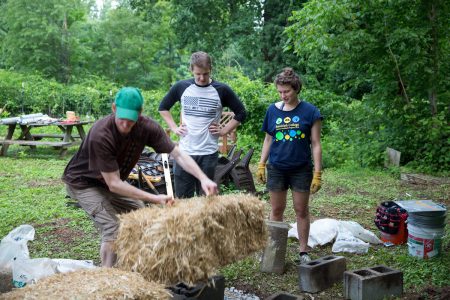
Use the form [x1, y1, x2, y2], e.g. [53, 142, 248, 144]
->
[259, 134, 272, 163]
[311, 120, 322, 172]
[102, 171, 159, 204]
[221, 119, 240, 136]
[312, 143, 322, 172]
[159, 110, 178, 131]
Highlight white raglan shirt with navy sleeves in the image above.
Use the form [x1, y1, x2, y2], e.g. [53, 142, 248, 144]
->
[159, 79, 246, 156]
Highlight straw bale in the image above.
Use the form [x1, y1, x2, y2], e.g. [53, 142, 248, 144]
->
[0, 267, 170, 300]
[115, 194, 268, 285]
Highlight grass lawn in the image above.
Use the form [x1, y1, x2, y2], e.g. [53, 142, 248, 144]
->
[0, 145, 449, 299]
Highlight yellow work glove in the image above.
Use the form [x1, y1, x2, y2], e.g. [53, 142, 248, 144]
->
[310, 171, 322, 194]
[256, 162, 266, 183]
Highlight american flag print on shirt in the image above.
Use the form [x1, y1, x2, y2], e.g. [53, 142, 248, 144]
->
[183, 96, 219, 118]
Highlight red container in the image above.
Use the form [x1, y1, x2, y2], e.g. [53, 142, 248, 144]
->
[380, 218, 408, 245]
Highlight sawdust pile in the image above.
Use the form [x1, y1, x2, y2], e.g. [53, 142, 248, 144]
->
[0, 268, 170, 300]
[115, 194, 267, 285]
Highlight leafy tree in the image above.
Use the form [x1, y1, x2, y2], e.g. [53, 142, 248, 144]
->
[286, 0, 450, 112]
[0, 0, 89, 83]
[257, 0, 305, 82]
[286, 0, 450, 171]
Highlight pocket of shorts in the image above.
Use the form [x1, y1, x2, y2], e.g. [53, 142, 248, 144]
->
[79, 200, 104, 218]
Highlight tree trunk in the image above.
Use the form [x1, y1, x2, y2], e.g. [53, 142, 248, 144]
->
[428, 1, 439, 116]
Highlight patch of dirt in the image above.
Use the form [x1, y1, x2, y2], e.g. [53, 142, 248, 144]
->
[27, 179, 61, 188]
[401, 286, 450, 300]
[32, 218, 86, 246]
[0, 271, 13, 294]
[327, 187, 347, 196]
[232, 281, 272, 299]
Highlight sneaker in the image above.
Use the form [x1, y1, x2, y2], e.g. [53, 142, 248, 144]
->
[299, 253, 311, 264]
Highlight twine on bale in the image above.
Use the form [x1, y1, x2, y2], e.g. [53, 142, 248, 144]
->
[0, 268, 170, 300]
[115, 194, 268, 286]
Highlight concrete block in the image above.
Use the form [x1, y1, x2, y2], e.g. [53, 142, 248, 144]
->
[260, 220, 289, 274]
[344, 265, 403, 300]
[299, 255, 346, 293]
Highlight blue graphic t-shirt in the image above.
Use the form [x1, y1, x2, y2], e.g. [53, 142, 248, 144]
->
[262, 101, 322, 170]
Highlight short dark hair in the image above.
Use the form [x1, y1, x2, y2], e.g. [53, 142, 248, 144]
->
[190, 51, 212, 70]
[274, 67, 302, 94]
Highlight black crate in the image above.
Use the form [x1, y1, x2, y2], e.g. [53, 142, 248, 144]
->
[168, 275, 225, 300]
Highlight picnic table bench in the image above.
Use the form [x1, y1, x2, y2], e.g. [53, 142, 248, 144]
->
[0, 120, 92, 157]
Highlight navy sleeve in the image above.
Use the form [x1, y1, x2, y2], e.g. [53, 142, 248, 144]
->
[159, 80, 189, 111]
[215, 83, 247, 123]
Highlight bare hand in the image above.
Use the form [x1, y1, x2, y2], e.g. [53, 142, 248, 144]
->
[201, 178, 219, 196]
[208, 122, 223, 137]
[174, 124, 188, 137]
[152, 194, 173, 205]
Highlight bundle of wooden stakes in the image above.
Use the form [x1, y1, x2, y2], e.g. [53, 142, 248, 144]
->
[0, 268, 170, 300]
[115, 194, 268, 285]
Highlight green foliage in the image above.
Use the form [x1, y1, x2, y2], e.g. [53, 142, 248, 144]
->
[0, 0, 89, 82]
[286, 0, 450, 105]
[0, 69, 115, 117]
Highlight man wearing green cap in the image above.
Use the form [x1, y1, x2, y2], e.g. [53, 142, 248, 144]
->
[62, 87, 218, 267]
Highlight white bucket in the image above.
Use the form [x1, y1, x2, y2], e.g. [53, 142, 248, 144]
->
[407, 223, 445, 259]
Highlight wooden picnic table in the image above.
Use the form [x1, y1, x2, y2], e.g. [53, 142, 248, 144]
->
[0, 120, 92, 157]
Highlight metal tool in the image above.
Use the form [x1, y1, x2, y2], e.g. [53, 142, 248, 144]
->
[161, 153, 174, 199]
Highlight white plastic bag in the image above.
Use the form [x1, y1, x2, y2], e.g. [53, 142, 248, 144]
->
[339, 221, 382, 244]
[12, 258, 58, 287]
[0, 225, 35, 272]
[288, 219, 340, 248]
[332, 224, 370, 254]
[309, 218, 339, 248]
[287, 222, 298, 239]
[53, 259, 95, 273]
[12, 258, 96, 288]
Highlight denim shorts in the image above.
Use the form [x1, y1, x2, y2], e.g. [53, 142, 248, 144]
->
[266, 163, 313, 192]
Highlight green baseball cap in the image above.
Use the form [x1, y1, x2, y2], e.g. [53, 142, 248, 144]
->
[115, 87, 143, 122]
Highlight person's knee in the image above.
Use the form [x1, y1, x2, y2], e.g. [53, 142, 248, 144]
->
[295, 209, 309, 219]
[271, 205, 285, 217]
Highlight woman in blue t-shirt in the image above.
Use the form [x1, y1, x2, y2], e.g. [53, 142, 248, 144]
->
[256, 67, 323, 264]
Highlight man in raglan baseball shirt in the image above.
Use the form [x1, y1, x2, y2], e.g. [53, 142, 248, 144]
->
[159, 51, 247, 198]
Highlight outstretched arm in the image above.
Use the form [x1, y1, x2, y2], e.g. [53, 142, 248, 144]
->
[170, 146, 218, 196]
[101, 170, 172, 205]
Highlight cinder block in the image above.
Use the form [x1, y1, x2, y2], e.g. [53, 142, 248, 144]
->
[266, 292, 305, 300]
[344, 265, 403, 300]
[299, 255, 346, 293]
[260, 220, 290, 274]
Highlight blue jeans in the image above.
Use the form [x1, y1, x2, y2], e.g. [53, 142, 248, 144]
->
[173, 152, 218, 198]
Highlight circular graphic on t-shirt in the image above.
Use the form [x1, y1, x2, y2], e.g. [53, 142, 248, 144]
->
[289, 129, 297, 137]
[284, 117, 291, 124]
[276, 118, 283, 125]
[293, 116, 300, 123]
[275, 131, 284, 141]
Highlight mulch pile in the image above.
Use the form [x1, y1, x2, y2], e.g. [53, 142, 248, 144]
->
[0, 267, 170, 300]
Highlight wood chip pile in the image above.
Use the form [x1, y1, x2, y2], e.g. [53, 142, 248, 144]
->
[0, 268, 170, 300]
[115, 194, 268, 285]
